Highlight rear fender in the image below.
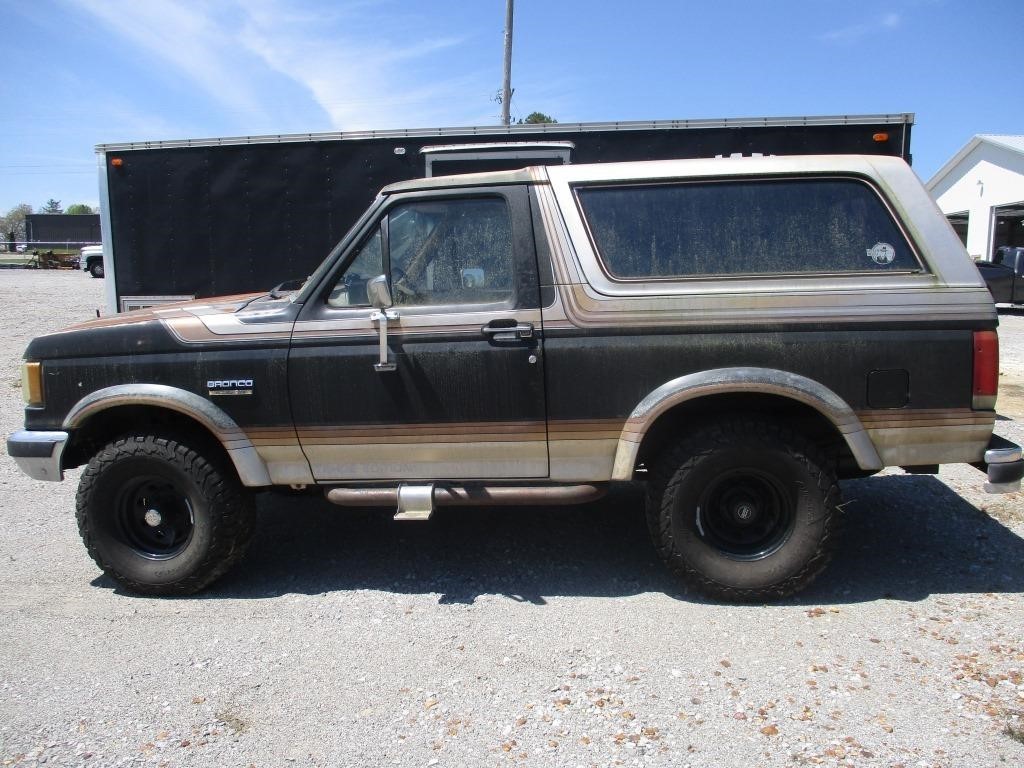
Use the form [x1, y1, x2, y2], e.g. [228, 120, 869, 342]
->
[610, 367, 883, 480]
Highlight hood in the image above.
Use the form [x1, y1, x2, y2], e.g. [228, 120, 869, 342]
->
[62, 293, 264, 333]
[25, 292, 296, 360]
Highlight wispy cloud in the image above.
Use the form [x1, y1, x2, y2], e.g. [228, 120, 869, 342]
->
[236, 0, 487, 130]
[821, 12, 901, 43]
[66, 0, 497, 133]
[66, 0, 273, 123]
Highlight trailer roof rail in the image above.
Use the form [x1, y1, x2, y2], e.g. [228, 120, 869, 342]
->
[95, 113, 915, 153]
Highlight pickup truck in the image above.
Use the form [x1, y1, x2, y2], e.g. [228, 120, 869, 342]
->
[80, 245, 104, 278]
[978, 246, 1024, 305]
[8, 155, 1023, 602]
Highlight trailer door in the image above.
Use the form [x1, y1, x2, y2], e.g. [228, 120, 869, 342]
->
[288, 185, 548, 480]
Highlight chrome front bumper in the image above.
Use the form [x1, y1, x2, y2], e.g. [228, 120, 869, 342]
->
[6, 430, 68, 481]
[982, 434, 1023, 494]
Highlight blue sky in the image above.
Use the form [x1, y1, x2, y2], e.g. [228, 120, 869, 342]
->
[1, 0, 1022, 213]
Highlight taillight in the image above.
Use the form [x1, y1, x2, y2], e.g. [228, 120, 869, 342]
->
[972, 330, 998, 410]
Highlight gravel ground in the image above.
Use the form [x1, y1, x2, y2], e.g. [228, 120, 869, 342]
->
[1, 270, 1022, 768]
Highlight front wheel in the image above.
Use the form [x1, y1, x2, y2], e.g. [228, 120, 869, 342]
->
[89, 261, 103, 278]
[76, 434, 255, 595]
[647, 419, 840, 602]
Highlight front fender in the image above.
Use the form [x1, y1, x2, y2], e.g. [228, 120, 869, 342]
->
[63, 384, 273, 487]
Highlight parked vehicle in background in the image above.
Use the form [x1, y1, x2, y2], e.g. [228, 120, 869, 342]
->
[93, 113, 914, 313]
[977, 246, 1024, 305]
[9, 154, 1021, 601]
[80, 245, 104, 278]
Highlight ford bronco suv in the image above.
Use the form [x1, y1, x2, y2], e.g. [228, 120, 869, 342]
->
[9, 155, 1023, 601]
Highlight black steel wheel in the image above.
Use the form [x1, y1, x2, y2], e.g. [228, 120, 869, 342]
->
[76, 434, 255, 595]
[695, 468, 796, 560]
[114, 476, 195, 559]
[647, 418, 840, 602]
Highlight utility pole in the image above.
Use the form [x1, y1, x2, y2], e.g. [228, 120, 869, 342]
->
[501, 0, 514, 125]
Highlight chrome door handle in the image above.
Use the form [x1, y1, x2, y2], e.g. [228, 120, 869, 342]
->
[481, 320, 534, 342]
[370, 308, 399, 372]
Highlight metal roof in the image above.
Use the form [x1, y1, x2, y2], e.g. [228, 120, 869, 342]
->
[926, 134, 1024, 191]
[979, 135, 1024, 154]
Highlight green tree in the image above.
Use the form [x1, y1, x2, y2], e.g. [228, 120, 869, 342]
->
[66, 203, 94, 215]
[0, 203, 32, 250]
[518, 111, 557, 124]
[40, 198, 63, 214]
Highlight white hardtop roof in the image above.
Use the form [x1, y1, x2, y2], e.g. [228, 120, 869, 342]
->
[382, 154, 909, 194]
[925, 134, 1024, 191]
[382, 167, 543, 193]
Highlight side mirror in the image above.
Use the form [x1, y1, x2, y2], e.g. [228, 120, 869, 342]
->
[367, 274, 393, 308]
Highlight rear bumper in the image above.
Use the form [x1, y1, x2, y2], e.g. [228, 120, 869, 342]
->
[980, 434, 1023, 493]
[6, 430, 68, 481]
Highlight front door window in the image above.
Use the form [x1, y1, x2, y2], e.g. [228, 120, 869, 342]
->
[387, 198, 514, 307]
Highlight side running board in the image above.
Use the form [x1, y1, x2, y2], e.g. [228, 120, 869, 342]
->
[325, 483, 608, 521]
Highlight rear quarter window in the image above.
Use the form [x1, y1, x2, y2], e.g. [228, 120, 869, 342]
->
[575, 178, 919, 279]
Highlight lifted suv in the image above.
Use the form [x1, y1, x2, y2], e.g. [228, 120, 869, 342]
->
[9, 155, 1023, 600]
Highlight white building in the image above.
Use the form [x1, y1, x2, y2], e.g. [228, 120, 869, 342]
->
[926, 135, 1024, 261]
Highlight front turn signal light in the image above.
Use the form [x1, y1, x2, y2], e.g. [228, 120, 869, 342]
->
[21, 362, 43, 407]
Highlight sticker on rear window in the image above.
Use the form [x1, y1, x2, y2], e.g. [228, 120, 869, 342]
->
[867, 242, 896, 265]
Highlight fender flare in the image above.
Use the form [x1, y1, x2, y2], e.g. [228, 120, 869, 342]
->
[610, 367, 882, 480]
[63, 384, 273, 487]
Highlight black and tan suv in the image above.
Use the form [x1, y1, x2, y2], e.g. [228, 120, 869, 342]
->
[9, 155, 1023, 601]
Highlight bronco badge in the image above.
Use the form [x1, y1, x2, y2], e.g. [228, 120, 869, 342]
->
[207, 379, 254, 396]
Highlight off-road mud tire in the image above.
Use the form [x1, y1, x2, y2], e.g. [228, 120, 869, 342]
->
[76, 434, 255, 595]
[646, 418, 841, 602]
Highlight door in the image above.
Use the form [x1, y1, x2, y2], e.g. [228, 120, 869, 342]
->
[288, 185, 548, 481]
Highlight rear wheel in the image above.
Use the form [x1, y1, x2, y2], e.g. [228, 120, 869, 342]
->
[647, 418, 840, 602]
[76, 434, 255, 595]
